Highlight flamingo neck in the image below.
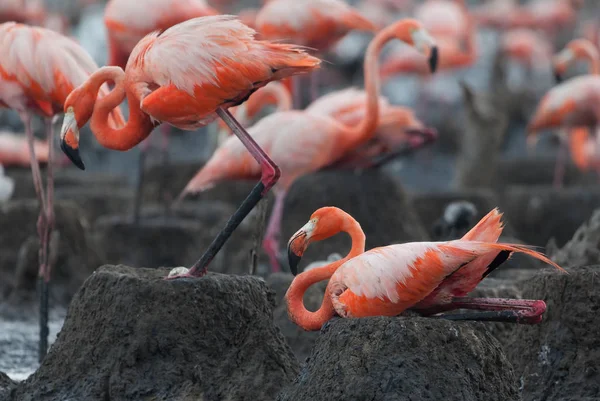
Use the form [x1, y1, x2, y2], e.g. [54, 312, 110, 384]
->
[87, 67, 156, 151]
[285, 214, 366, 331]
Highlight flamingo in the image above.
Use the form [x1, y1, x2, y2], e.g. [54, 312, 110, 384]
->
[0, 21, 125, 360]
[58, 15, 320, 279]
[414, 0, 469, 40]
[104, 0, 221, 219]
[529, 38, 600, 187]
[0, 131, 49, 167]
[177, 18, 438, 272]
[0, 0, 45, 24]
[0, 163, 15, 202]
[255, 0, 377, 105]
[285, 207, 565, 331]
[499, 28, 553, 74]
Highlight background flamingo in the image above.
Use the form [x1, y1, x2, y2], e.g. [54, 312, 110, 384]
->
[179, 18, 438, 272]
[0, 21, 124, 361]
[285, 207, 564, 331]
[0, 131, 49, 167]
[58, 15, 320, 280]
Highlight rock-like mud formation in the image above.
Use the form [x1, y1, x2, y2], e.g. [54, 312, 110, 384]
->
[546, 209, 600, 268]
[278, 317, 519, 401]
[502, 266, 600, 401]
[282, 170, 429, 270]
[9, 265, 299, 401]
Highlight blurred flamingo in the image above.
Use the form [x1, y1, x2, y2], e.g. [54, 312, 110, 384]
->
[0, 163, 14, 201]
[0, 131, 49, 167]
[58, 15, 320, 280]
[528, 39, 600, 187]
[0, 21, 125, 361]
[255, 0, 377, 105]
[178, 19, 438, 272]
[415, 0, 469, 39]
[499, 29, 553, 74]
[0, 0, 45, 24]
[285, 207, 565, 331]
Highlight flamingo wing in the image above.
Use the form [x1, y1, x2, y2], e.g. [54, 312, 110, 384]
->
[130, 15, 319, 127]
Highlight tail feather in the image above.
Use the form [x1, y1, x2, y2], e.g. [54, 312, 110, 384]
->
[461, 207, 504, 243]
[265, 42, 321, 79]
[472, 241, 566, 273]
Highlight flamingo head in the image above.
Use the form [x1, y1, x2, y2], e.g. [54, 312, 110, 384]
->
[287, 207, 350, 275]
[60, 87, 96, 170]
[393, 19, 439, 73]
[553, 39, 599, 83]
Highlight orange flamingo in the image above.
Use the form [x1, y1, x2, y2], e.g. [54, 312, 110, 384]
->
[178, 19, 438, 272]
[58, 15, 320, 279]
[0, 131, 49, 167]
[529, 39, 600, 186]
[255, 0, 377, 104]
[0, 21, 125, 360]
[285, 207, 565, 331]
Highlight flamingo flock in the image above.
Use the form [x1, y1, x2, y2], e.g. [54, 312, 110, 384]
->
[2, 0, 593, 360]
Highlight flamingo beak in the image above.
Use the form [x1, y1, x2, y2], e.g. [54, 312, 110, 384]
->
[287, 220, 316, 275]
[411, 28, 438, 73]
[60, 108, 85, 170]
[404, 127, 438, 147]
[552, 49, 572, 84]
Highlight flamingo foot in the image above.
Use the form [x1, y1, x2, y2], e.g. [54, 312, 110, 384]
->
[167, 108, 280, 279]
[422, 297, 547, 324]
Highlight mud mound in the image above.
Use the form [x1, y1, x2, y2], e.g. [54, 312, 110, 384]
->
[266, 273, 326, 364]
[11, 265, 299, 401]
[282, 170, 428, 271]
[499, 185, 600, 246]
[0, 200, 102, 307]
[93, 201, 255, 275]
[0, 372, 16, 397]
[546, 209, 600, 268]
[278, 317, 519, 401]
[501, 266, 600, 401]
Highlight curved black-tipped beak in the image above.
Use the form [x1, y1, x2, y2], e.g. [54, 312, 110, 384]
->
[60, 139, 85, 170]
[553, 70, 563, 83]
[429, 46, 438, 74]
[288, 246, 302, 276]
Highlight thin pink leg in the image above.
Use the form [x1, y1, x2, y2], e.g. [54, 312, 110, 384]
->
[309, 69, 320, 102]
[262, 190, 286, 272]
[292, 75, 302, 110]
[168, 107, 280, 278]
[417, 297, 547, 324]
[553, 136, 567, 189]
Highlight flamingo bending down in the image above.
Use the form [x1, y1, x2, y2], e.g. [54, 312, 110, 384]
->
[58, 15, 320, 279]
[0, 131, 49, 167]
[255, 0, 377, 105]
[285, 207, 565, 331]
[0, 21, 125, 360]
[178, 19, 438, 272]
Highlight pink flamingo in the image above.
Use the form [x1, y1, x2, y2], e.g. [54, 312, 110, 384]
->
[0, 131, 49, 167]
[0, 21, 125, 360]
[255, 0, 377, 105]
[178, 19, 438, 272]
[58, 15, 320, 279]
[285, 207, 565, 331]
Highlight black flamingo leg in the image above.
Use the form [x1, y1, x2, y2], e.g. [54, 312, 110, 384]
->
[167, 107, 280, 279]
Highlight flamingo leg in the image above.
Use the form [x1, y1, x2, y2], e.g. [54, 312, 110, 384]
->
[292, 75, 303, 109]
[309, 69, 320, 102]
[553, 135, 568, 189]
[168, 107, 280, 279]
[158, 124, 171, 216]
[262, 190, 286, 272]
[132, 148, 147, 225]
[421, 297, 547, 324]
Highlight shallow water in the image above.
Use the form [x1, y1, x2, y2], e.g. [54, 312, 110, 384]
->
[0, 309, 66, 382]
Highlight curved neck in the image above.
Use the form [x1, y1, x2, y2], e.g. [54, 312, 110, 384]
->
[580, 47, 600, 75]
[87, 67, 156, 150]
[285, 215, 366, 331]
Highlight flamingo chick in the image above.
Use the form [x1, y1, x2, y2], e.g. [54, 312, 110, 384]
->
[59, 15, 320, 279]
[179, 19, 438, 272]
[286, 207, 565, 331]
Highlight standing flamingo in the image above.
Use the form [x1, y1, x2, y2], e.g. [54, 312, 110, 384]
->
[0, 21, 125, 360]
[255, 0, 377, 105]
[285, 207, 565, 331]
[529, 38, 600, 186]
[58, 15, 320, 279]
[178, 19, 438, 272]
[104, 0, 220, 219]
